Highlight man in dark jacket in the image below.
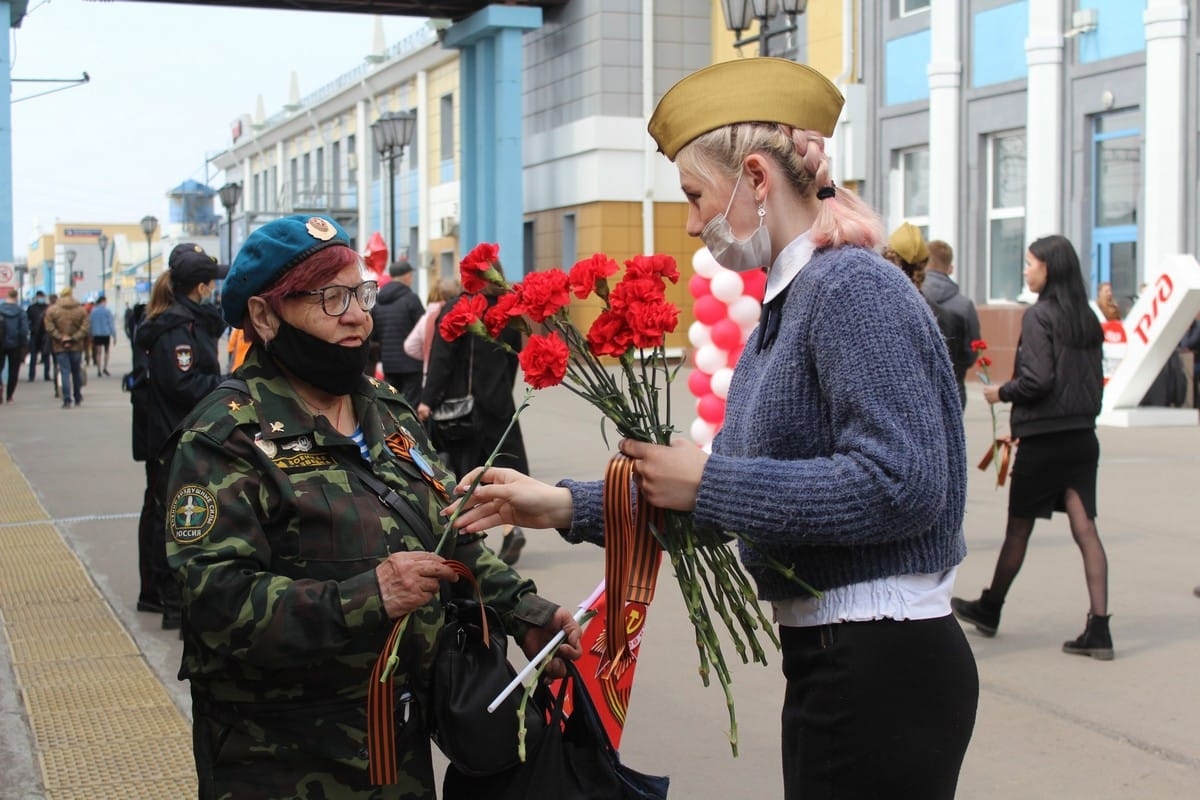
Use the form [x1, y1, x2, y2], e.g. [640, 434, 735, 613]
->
[25, 290, 50, 382]
[1, 288, 30, 404]
[922, 240, 981, 409]
[371, 259, 425, 405]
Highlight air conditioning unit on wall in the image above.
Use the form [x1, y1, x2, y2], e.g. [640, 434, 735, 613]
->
[440, 216, 459, 238]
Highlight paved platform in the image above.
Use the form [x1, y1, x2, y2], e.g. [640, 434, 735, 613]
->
[1, 344, 1199, 799]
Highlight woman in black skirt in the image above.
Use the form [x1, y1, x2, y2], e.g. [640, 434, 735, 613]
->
[952, 235, 1113, 659]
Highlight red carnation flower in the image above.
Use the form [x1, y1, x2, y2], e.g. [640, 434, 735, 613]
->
[460, 242, 502, 293]
[586, 310, 634, 358]
[976, 355, 993, 368]
[970, 339, 988, 352]
[519, 333, 570, 389]
[484, 292, 521, 338]
[438, 294, 488, 341]
[568, 253, 620, 299]
[626, 298, 679, 348]
[623, 253, 680, 284]
[513, 269, 571, 323]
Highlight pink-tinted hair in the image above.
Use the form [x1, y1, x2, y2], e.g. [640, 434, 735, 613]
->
[677, 123, 884, 250]
[242, 245, 365, 345]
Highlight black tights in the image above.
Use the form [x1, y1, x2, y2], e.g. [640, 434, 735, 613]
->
[989, 488, 1108, 615]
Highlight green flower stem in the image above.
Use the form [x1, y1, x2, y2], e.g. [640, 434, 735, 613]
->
[436, 389, 535, 556]
[379, 615, 412, 683]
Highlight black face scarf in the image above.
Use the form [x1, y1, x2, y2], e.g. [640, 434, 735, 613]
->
[266, 318, 371, 396]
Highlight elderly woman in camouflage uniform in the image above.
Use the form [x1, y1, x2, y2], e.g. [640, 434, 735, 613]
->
[163, 214, 581, 799]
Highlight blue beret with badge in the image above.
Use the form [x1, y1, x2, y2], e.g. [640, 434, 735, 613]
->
[221, 214, 352, 328]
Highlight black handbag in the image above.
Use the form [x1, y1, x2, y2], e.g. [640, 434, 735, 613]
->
[442, 660, 670, 800]
[431, 341, 477, 443]
[432, 598, 547, 777]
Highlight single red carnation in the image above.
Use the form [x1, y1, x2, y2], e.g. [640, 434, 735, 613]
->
[970, 339, 988, 352]
[623, 253, 679, 284]
[977, 355, 993, 368]
[586, 310, 634, 358]
[568, 253, 620, 299]
[438, 294, 488, 341]
[608, 276, 667, 314]
[484, 292, 521, 338]
[513, 269, 571, 323]
[460, 243, 502, 293]
[519, 333, 569, 389]
[626, 298, 679, 348]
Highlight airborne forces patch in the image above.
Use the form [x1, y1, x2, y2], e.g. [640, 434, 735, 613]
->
[169, 485, 219, 543]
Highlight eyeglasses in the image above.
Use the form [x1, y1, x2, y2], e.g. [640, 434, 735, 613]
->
[287, 280, 378, 317]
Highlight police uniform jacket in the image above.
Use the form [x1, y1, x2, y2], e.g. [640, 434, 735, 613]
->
[164, 346, 554, 785]
[134, 297, 225, 459]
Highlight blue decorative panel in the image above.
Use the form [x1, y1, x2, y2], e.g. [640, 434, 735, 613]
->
[972, 2, 1029, 88]
[1079, 0, 1145, 64]
[886, 30, 931, 105]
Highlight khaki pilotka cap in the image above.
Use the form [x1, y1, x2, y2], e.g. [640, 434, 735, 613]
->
[888, 222, 930, 265]
[647, 57, 845, 161]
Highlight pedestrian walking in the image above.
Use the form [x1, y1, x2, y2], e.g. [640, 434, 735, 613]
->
[952, 234, 1113, 660]
[922, 240, 981, 409]
[42, 287, 89, 408]
[1, 288, 30, 404]
[24, 290, 51, 383]
[371, 258, 425, 405]
[89, 295, 116, 377]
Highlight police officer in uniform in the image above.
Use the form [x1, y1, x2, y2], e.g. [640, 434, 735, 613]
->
[163, 214, 581, 799]
[134, 244, 228, 627]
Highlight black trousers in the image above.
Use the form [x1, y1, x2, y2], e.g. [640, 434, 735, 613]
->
[2, 347, 20, 400]
[780, 614, 978, 800]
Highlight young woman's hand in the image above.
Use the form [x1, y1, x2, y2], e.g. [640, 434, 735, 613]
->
[619, 438, 707, 512]
[447, 467, 573, 532]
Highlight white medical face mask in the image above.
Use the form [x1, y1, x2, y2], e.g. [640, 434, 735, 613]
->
[700, 169, 772, 273]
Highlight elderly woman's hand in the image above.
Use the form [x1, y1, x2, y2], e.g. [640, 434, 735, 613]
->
[375, 552, 459, 619]
[519, 605, 583, 681]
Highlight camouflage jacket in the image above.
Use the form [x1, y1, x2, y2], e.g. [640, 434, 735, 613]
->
[164, 346, 553, 783]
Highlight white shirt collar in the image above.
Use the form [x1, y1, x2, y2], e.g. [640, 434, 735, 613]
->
[763, 231, 816, 304]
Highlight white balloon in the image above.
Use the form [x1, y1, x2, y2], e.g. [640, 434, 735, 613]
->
[727, 295, 762, 328]
[688, 320, 712, 348]
[710, 367, 734, 400]
[692, 247, 722, 279]
[709, 270, 745, 303]
[694, 343, 727, 374]
[690, 417, 717, 448]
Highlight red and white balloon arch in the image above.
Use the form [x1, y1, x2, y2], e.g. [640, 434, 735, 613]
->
[686, 248, 766, 449]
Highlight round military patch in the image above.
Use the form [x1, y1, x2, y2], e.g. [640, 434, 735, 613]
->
[169, 485, 219, 543]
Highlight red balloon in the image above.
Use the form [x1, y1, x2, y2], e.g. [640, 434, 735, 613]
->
[741, 269, 767, 301]
[688, 369, 712, 397]
[726, 344, 744, 367]
[696, 393, 726, 424]
[693, 295, 728, 326]
[688, 274, 712, 299]
[710, 318, 742, 352]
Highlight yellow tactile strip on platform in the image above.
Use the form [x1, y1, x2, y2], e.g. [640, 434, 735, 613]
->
[0, 444, 197, 798]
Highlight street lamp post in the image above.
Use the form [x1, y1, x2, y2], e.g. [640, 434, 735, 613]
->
[140, 215, 158, 291]
[218, 182, 243, 265]
[97, 234, 109, 297]
[370, 110, 417, 263]
[721, 0, 806, 57]
[65, 249, 77, 290]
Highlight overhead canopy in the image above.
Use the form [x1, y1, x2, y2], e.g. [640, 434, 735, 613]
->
[123, 0, 564, 22]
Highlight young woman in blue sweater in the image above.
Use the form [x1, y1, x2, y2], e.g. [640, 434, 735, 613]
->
[451, 59, 977, 799]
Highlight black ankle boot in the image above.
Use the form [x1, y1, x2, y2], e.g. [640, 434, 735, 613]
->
[1062, 613, 1113, 660]
[951, 588, 1003, 637]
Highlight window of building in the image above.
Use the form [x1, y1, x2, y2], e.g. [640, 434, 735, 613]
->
[891, 146, 930, 236]
[1091, 109, 1142, 308]
[346, 134, 358, 189]
[985, 131, 1026, 302]
[523, 220, 535, 277]
[562, 213, 577, 268]
[894, 0, 930, 18]
[439, 94, 454, 162]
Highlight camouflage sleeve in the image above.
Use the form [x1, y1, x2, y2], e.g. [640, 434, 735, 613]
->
[165, 426, 387, 670]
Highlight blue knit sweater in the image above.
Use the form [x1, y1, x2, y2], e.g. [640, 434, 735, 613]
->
[561, 245, 967, 600]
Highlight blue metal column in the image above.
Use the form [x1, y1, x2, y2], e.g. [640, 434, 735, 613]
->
[1, 3, 14, 263]
[442, 4, 541, 276]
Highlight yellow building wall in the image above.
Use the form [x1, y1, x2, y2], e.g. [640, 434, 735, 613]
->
[427, 60, 459, 188]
